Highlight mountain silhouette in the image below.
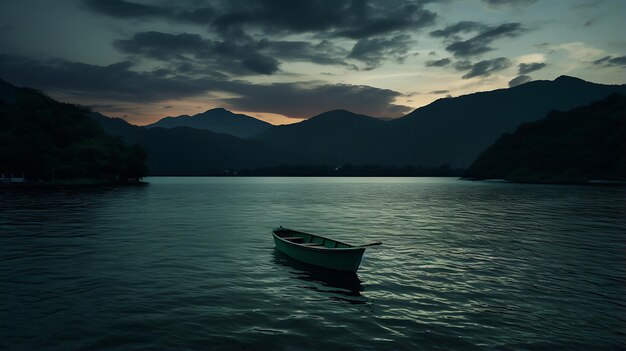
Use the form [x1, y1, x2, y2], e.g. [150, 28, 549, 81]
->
[252, 76, 626, 168]
[256, 110, 386, 164]
[0, 78, 17, 103]
[385, 75, 626, 167]
[146, 108, 272, 138]
[463, 94, 626, 183]
[93, 113, 284, 175]
[0, 79, 147, 182]
[4, 75, 626, 176]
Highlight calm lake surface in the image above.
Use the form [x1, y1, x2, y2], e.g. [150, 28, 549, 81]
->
[1, 177, 625, 350]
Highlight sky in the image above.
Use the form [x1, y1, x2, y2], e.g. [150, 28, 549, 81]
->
[0, 0, 624, 125]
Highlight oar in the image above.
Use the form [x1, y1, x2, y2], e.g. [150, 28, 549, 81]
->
[357, 241, 382, 247]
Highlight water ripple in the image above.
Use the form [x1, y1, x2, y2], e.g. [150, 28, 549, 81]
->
[1, 177, 625, 350]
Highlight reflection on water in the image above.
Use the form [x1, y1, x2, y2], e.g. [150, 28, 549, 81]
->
[1, 177, 625, 350]
[272, 250, 366, 304]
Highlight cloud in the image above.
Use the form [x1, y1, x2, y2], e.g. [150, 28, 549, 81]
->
[518, 62, 546, 74]
[210, 0, 437, 39]
[428, 90, 450, 94]
[113, 31, 281, 76]
[481, 0, 538, 9]
[458, 57, 512, 79]
[220, 81, 411, 118]
[81, 0, 171, 19]
[454, 60, 473, 71]
[113, 31, 351, 76]
[256, 39, 349, 66]
[114, 31, 208, 61]
[430, 21, 486, 39]
[0, 55, 409, 118]
[572, 0, 606, 9]
[0, 55, 215, 102]
[508, 75, 532, 87]
[593, 55, 626, 67]
[445, 23, 527, 57]
[82, 0, 437, 39]
[425, 58, 451, 67]
[546, 42, 607, 62]
[81, 0, 215, 23]
[84, 1, 440, 73]
[584, 17, 599, 27]
[348, 34, 414, 69]
[241, 54, 280, 75]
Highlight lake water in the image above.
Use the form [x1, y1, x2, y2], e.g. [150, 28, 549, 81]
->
[1, 177, 625, 350]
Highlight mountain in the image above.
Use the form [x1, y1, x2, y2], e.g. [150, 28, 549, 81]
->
[0, 79, 146, 182]
[93, 113, 284, 175]
[146, 108, 272, 138]
[5, 75, 625, 177]
[385, 75, 626, 167]
[462, 94, 626, 183]
[0, 78, 17, 103]
[256, 110, 387, 165]
[253, 76, 626, 168]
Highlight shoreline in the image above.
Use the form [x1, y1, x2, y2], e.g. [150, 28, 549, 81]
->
[461, 177, 626, 186]
[0, 178, 147, 187]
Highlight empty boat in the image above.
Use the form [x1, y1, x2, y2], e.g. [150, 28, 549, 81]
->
[272, 227, 381, 273]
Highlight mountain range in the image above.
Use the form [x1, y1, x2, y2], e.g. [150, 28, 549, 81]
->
[93, 112, 285, 175]
[145, 108, 272, 138]
[256, 76, 626, 167]
[385, 75, 626, 167]
[74, 76, 626, 174]
[2, 75, 625, 176]
[463, 93, 626, 182]
[0, 81, 147, 182]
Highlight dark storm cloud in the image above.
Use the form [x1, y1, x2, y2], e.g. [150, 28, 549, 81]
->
[518, 62, 546, 74]
[87, 104, 133, 114]
[114, 32, 208, 60]
[593, 55, 626, 67]
[81, 0, 215, 23]
[0, 55, 409, 118]
[210, 0, 437, 39]
[431, 21, 528, 58]
[219, 81, 411, 118]
[445, 23, 527, 57]
[425, 58, 451, 67]
[508, 75, 532, 87]
[481, 0, 538, 8]
[82, 0, 437, 39]
[430, 21, 486, 39]
[348, 35, 414, 69]
[81, 0, 169, 18]
[240, 55, 280, 75]
[256, 39, 349, 66]
[82, 1, 441, 73]
[113, 31, 280, 75]
[458, 57, 512, 79]
[0, 55, 214, 101]
[113, 31, 350, 76]
[454, 59, 472, 71]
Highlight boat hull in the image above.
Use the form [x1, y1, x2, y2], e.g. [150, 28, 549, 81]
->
[273, 231, 365, 273]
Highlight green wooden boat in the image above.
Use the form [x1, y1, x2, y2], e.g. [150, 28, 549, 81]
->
[272, 227, 381, 273]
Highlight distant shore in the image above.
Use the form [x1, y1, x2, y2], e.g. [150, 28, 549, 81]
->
[146, 164, 465, 177]
[0, 178, 147, 187]
[462, 177, 626, 186]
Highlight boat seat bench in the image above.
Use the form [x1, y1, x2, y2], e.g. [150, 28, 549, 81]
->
[283, 237, 305, 242]
[300, 243, 323, 246]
